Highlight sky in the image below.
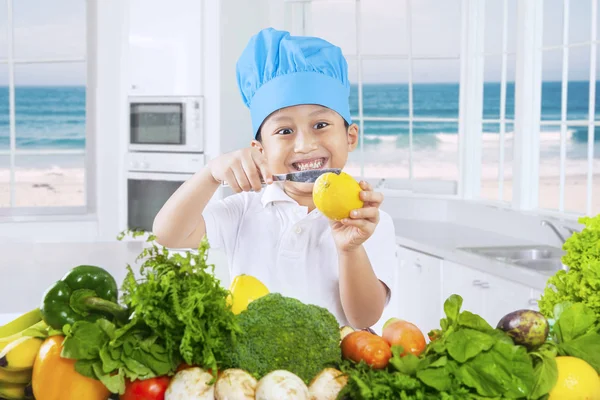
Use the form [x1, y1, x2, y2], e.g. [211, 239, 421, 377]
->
[0, 0, 597, 85]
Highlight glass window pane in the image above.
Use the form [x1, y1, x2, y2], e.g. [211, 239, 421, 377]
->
[345, 121, 410, 180]
[412, 121, 459, 181]
[0, 155, 9, 207]
[480, 123, 514, 203]
[411, 0, 461, 57]
[543, 0, 564, 48]
[569, 0, 592, 44]
[484, 0, 518, 55]
[360, 0, 407, 55]
[483, 55, 516, 120]
[14, 63, 86, 150]
[564, 125, 600, 215]
[0, 0, 7, 60]
[413, 59, 460, 119]
[0, 64, 7, 150]
[541, 49, 563, 121]
[566, 46, 591, 121]
[15, 154, 85, 207]
[357, 59, 408, 118]
[308, 1, 356, 55]
[13, 0, 86, 60]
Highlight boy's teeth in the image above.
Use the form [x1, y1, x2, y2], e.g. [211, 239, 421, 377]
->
[295, 159, 323, 171]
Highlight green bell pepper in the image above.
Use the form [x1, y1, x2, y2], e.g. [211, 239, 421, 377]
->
[40, 265, 128, 330]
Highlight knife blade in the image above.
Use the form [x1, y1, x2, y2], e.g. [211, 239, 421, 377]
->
[220, 168, 342, 187]
[271, 168, 342, 183]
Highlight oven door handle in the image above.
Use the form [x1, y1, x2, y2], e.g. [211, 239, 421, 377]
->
[127, 171, 194, 182]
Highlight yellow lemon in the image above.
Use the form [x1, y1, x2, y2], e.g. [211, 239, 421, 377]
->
[313, 171, 363, 221]
[227, 274, 269, 315]
[549, 356, 600, 400]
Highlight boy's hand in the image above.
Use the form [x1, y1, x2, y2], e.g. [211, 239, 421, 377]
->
[208, 148, 273, 192]
[329, 181, 384, 253]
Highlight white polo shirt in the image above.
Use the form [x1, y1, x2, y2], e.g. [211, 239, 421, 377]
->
[202, 182, 397, 327]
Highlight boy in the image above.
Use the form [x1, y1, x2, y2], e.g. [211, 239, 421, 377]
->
[153, 28, 397, 329]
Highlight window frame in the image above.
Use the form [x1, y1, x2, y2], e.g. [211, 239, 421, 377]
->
[286, 0, 598, 220]
[0, 0, 94, 219]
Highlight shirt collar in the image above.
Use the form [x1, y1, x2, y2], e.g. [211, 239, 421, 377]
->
[260, 182, 298, 207]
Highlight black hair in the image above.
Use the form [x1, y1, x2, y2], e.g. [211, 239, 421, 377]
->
[255, 120, 350, 142]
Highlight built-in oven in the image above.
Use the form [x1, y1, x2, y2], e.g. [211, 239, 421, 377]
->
[126, 152, 204, 232]
[128, 96, 204, 153]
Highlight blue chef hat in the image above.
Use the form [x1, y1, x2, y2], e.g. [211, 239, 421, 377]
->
[236, 27, 352, 137]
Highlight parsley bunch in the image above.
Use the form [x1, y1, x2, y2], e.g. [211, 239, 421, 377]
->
[121, 236, 240, 375]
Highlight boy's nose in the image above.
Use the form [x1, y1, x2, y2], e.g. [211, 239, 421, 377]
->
[294, 129, 318, 153]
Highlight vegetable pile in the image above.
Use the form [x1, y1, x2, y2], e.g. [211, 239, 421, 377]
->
[3, 214, 600, 399]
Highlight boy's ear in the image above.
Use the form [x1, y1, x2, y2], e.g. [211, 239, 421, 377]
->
[251, 139, 265, 154]
[347, 123, 359, 151]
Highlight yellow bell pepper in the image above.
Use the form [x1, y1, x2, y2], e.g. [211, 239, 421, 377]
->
[32, 335, 110, 400]
[227, 274, 269, 314]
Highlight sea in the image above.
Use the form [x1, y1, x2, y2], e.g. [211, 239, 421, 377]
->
[0, 83, 598, 170]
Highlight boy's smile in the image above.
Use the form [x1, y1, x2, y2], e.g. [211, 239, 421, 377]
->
[252, 104, 359, 208]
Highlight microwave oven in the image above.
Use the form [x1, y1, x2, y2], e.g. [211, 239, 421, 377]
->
[128, 96, 204, 153]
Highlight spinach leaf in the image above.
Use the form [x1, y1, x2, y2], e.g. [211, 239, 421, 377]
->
[554, 302, 596, 342]
[417, 366, 452, 392]
[458, 311, 494, 332]
[457, 341, 534, 398]
[444, 294, 462, 325]
[558, 332, 600, 373]
[529, 352, 558, 400]
[446, 328, 496, 363]
[62, 320, 108, 360]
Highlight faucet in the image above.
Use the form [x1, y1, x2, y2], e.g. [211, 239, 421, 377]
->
[541, 220, 566, 244]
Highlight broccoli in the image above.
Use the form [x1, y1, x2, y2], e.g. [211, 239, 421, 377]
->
[224, 293, 342, 383]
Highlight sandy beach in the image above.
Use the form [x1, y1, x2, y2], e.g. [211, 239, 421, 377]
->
[0, 166, 85, 207]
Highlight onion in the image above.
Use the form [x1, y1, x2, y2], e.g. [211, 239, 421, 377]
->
[215, 368, 257, 400]
[255, 370, 310, 400]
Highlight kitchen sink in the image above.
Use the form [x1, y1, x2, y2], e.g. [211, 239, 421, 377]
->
[459, 245, 566, 272]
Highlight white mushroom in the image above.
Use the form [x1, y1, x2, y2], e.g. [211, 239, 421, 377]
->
[215, 368, 257, 400]
[255, 370, 310, 400]
[308, 368, 348, 400]
[165, 367, 215, 400]
[339, 326, 355, 341]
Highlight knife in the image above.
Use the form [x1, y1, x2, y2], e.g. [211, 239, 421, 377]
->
[221, 168, 341, 187]
[271, 168, 342, 183]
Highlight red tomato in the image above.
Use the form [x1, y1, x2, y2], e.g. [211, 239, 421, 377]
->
[121, 376, 171, 400]
[341, 331, 392, 369]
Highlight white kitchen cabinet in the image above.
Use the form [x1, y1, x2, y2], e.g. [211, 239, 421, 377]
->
[128, 0, 203, 96]
[441, 261, 487, 317]
[441, 261, 542, 327]
[390, 246, 443, 336]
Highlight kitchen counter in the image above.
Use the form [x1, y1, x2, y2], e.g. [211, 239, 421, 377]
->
[392, 218, 554, 290]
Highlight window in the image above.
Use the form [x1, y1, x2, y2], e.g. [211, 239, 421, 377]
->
[480, 0, 517, 204]
[0, 0, 89, 216]
[288, 0, 463, 194]
[537, 0, 599, 216]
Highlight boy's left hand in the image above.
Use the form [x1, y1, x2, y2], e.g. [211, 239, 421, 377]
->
[329, 181, 383, 252]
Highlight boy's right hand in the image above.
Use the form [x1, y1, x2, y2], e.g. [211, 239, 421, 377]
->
[208, 148, 273, 193]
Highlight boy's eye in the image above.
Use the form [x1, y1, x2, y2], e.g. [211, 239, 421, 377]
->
[276, 128, 293, 135]
[314, 122, 329, 129]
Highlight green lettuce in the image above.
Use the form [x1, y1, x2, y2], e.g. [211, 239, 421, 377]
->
[539, 214, 600, 318]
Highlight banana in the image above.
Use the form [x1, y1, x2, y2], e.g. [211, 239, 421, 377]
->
[0, 382, 33, 399]
[0, 336, 43, 372]
[0, 368, 31, 385]
[0, 320, 48, 353]
[0, 310, 41, 338]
